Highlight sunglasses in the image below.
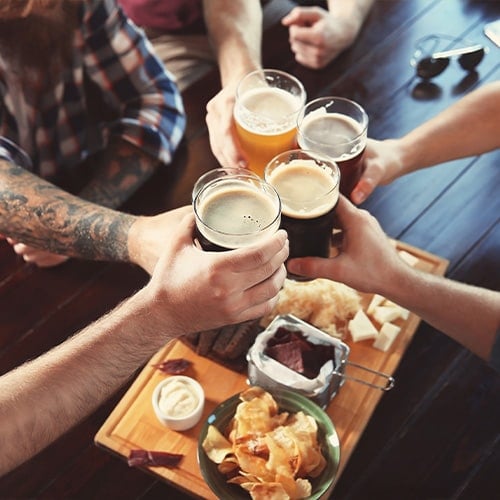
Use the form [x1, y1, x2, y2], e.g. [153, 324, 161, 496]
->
[411, 34, 487, 80]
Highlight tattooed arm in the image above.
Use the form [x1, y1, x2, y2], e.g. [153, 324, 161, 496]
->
[0, 158, 134, 262]
[77, 139, 159, 209]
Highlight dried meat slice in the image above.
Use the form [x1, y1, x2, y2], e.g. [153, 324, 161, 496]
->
[127, 449, 183, 468]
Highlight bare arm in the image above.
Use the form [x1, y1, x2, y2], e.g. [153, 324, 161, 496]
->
[288, 196, 500, 363]
[203, 0, 262, 88]
[397, 81, 500, 174]
[0, 216, 288, 475]
[352, 81, 500, 204]
[203, 0, 263, 168]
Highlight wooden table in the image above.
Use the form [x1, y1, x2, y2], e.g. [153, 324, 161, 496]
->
[1, 0, 499, 498]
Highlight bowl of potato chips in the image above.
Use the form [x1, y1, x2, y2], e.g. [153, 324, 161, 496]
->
[198, 386, 340, 500]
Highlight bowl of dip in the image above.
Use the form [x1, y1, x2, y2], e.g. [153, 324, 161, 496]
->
[152, 375, 205, 431]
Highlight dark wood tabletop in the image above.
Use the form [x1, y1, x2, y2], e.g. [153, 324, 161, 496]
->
[1, 0, 499, 498]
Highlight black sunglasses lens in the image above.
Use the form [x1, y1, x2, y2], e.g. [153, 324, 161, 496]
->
[458, 48, 485, 71]
[416, 57, 449, 79]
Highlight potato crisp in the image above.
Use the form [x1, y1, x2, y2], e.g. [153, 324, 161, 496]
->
[202, 387, 326, 499]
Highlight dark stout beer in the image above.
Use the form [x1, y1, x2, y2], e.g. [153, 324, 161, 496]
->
[193, 176, 281, 251]
[297, 97, 368, 196]
[265, 152, 339, 279]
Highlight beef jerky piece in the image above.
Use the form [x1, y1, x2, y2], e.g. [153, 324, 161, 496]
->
[266, 340, 305, 373]
[127, 449, 183, 468]
[219, 319, 261, 360]
[182, 331, 200, 348]
[211, 324, 240, 358]
[151, 358, 192, 375]
[196, 328, 221, 356]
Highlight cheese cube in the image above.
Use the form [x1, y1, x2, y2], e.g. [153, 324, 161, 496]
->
[367, 294, 385, 315]
[383, 299, 410, 320]
[372, 305, 401, 324]
[398, 250, 419, 267]
[349, 310, 379, 342]
[373, 322, 402, 352]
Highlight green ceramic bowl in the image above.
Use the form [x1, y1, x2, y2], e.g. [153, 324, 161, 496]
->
[197, 387, 340, 499]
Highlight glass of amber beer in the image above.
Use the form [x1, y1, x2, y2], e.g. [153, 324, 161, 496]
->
[297, 97, 368, 197]
[193, 171, 281, 251]
[234, 69, 306, 178]
[265, 149, 340, 279]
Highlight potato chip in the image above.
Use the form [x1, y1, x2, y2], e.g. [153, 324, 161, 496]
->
[202, 424, 232, 463]
[201, 387, 327, 500]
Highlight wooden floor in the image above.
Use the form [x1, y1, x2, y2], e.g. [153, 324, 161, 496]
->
[1, 0, 499, 498]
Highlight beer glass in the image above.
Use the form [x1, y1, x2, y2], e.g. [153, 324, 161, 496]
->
[234, 69, 306, 178]
[193, 172, 281, 251]
[297, 96, 368, 196]
[191, 167, 258, 202]
[265, 149, 340, 279]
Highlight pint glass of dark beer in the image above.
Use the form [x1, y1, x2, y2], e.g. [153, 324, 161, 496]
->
[297, 97, 368, 197]
[193, 171, 281, 251]
[265, 149, 340, 278]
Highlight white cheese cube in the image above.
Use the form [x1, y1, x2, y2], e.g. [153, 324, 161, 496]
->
[398, 250, 419, 267]
[372, 305, 401, 324]
[367, 294, 385, 315]
[349, 310, 379, 342]
[383, 299, 410, 320]
[373, 322, 402, 352]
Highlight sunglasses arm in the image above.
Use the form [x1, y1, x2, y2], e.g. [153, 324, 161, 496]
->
[432, 44, 484, 59]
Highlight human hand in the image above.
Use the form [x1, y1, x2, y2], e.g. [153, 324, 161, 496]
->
[5, 237, 69, 267]
[128, 205, 193, 275]
[205, 81, 248, 169]
[350, 138, 405, 205]
[145, 213, 289, 334]
[281, 6, 360, 69]
[287, 196, 408, 295]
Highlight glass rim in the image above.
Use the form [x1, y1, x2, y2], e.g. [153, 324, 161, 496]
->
[297, 96, 368, 148]
[236, 68, 307, 119]
[264, 148, 341, 202]
[193, 174, 282, 239]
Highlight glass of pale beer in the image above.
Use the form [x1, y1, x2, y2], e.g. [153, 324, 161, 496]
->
[193, 171, 281, 251]
[234, 69, 306, 178]
[297, 97, 368, 197]
[265, 149, 340, 280]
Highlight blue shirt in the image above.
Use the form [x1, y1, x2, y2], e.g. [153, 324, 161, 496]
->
[0, 0, 186, 180]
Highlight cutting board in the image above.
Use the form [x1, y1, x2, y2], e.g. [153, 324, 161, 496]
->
[95, 240, 448, 499]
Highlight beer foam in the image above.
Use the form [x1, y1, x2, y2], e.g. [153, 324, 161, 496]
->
[299, 111, 366, 160]
[196, 182, 280, 248]
[235, 87, 302, 135]
[267, 160, 339, 218]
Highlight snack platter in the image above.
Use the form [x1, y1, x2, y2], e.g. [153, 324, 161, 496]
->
[95, 241, 448, 499]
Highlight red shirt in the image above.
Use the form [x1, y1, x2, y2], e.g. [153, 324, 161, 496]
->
[118, 0, 205, 34]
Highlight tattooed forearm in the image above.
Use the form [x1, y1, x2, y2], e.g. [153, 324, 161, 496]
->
[0, 160, 135, 262]
[78, 139, 160, 209]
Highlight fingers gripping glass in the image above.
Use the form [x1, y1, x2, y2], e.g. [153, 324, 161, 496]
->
[411, 34, 487, 80]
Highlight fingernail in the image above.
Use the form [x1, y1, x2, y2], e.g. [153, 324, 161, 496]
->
[351, 189, 366, 205]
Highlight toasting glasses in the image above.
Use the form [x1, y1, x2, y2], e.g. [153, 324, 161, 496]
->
[411, 34, 487, 80]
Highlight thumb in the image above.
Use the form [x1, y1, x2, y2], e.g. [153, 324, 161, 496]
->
[282, 7, 321, 27]
[287, 255, 341, 281]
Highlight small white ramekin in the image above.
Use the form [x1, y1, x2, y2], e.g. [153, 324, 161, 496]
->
[152, 375, 205, 431]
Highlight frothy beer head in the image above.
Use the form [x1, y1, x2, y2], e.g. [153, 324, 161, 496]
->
[235, 87, 304, 135]
[194, 176, 281, 250]
[298, 111, 366, 161]
[265, 156, 340, 219]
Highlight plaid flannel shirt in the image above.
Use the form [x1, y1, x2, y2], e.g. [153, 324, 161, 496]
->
[0, 0, 186, 179]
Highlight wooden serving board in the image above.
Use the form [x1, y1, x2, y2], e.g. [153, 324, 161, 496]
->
[95, 241, 448, 499]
